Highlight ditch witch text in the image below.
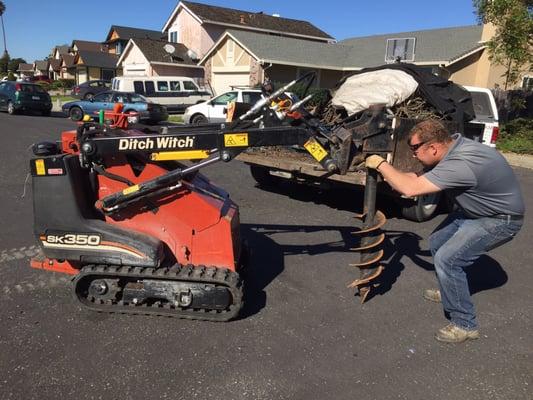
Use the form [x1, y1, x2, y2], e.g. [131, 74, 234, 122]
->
[118, 136, 195, 151]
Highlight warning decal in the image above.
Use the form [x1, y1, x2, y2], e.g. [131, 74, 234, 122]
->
[224, 133, 248, 147]
[303, 138, 328, 162]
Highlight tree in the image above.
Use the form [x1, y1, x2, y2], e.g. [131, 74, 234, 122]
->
[0, 1, 7, 58]
[473, 0, 533, 89]
[0, 51, 8, 74]
[8, 57, 26, 73]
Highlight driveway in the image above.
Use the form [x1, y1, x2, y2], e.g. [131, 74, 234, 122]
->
[0, 112, 531, 400]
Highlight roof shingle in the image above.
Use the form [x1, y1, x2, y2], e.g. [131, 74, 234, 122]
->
[181, 1, 333, 40]
[76, 51, 119, 68]
[131, 38, 200, 66]
[106, 25, 164, 42]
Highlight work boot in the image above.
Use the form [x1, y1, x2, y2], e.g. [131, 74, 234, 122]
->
[423, 288, 441, 303]
[435, 324, 480, 343]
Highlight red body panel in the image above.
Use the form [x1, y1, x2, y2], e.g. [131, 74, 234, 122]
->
[98, 156, 239, 271]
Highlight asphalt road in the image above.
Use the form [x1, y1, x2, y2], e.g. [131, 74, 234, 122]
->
[0, 112, 531, 400]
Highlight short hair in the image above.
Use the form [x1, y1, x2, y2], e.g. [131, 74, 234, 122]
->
[408, 119, 452, 144]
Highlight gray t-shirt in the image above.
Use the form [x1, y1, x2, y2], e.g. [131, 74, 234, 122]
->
[424, 134, 525, 217]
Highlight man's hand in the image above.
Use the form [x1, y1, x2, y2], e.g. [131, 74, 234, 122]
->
[365, 155, 386, 170]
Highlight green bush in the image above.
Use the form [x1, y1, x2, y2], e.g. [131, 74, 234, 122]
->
[59, 79, 75, 89]
[496, 118, 533, 154]
[36, 81, 51, 91]
[49, 80, 64, 90]
[7, 72, 16, 81]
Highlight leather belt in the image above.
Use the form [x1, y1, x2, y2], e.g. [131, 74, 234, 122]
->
[492, 214, 523, 222]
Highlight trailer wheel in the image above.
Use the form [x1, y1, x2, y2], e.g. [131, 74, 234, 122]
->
[401, 192, 441, 222]
[249, 165, 278, 187]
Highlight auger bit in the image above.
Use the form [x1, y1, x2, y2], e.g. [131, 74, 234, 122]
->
[349, 168, 386, 303]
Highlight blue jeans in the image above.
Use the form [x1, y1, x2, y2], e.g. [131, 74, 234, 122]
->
[428, 211, 523, 330]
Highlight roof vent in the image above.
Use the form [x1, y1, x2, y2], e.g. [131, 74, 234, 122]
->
[272, 13, 280, 17]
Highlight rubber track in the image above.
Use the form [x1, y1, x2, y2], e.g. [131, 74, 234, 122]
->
[73, 264, 243, 322]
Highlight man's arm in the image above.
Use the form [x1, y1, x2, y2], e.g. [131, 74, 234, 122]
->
[377, 162, 441, 197]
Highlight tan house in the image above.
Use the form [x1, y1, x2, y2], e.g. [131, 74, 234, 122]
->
[117, 38, 204, 78]
[104, 25, 164, 56]
[33, 60, 50, 77]
[59, 54, 76, 80]
[74, 51, 120, 84]
[162, 1, 333, 61]
[199, 23, 530, 94]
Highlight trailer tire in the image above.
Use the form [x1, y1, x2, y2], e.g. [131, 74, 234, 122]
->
[249, 165, 278, 187]
[401, 192, 441, 222]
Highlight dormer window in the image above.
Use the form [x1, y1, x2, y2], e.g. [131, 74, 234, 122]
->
[169, 30, 178, 43]
[385, 37, 416, 63]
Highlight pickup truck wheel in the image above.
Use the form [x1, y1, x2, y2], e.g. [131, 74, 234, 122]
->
[191, 114, 208, 124]
[69, 106, 83, 121]
[249, 165, 279, 187]
[401, 192, 441, 222]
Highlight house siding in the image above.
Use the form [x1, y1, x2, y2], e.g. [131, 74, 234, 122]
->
[121, 44, 150, 76]
[172, 8, 205, 58]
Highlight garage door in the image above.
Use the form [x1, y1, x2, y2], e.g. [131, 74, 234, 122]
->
[212, 72, 250, 96]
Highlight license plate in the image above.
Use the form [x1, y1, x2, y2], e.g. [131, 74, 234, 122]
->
[32, 96, 40, 100]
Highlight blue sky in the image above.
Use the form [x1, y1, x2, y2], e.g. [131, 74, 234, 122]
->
[2, 0, 479, 62]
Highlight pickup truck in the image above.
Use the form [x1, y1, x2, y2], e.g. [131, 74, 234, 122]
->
[236, 75, 500, 222]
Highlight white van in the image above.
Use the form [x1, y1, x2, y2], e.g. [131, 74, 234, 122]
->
[111, 76, 211, 113]
[463, 86, 500, 147]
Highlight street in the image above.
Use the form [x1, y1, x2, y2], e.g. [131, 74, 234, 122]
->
[0, 112, 531, 400]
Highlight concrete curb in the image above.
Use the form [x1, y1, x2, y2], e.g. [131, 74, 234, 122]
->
[501, 152, 533, 170]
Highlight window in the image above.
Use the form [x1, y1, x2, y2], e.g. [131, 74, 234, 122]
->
[0, 83, 6, 93]
[170, 81, 181, 91]
[169, 31, 178, 43]
[116, 41, 124, 55]
[133, 81, 145, 94]
[113, 93, 126, 103]
[242, 92, 262, 104]
[385, 38, 416, 62]
[212, 92, 238, 105]
[470, 92, 494, 119]
[130, 94, 147, 103]
[522, 76, 533, 91]
[157, 81, 169, 91]
[102, 69, 115, 81]
[93, 92, 113, 102]
[145, 81, 155, 95]
[182, 81, 198, 91]
[89, 81, 100, 87]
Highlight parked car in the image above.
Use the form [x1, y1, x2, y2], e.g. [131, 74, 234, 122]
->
[61, 91, 168, 124]
[71, 80, 111, 100]
[111, 76, 211, 113]
[0, 81, 52, 115]
[29, 75, 52, 84]
[182, 89, 266, 124]
[463, 85, 499, 147]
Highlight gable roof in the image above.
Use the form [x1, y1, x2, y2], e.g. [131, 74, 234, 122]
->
[201, 25, 486, 71]
[203, 29, 351, 70]
[72, 40, 106, 52]
[163, 1, 333, 42]
[54, 45, 70, 56]
[117, 38, 203, 69]
[339, 25, 484, 66]
[61, 54, 76, 68]
[49, 59, 61, 71]
[34, 60, 49, 70]
[105, 25, 164, 42]
[76, 51, 119, 68]
[17, 63, 33, 72]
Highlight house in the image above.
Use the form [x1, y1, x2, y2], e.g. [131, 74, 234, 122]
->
[48, 59, 61, 80]
[71, 40, 108, 53]
[74, 50, 119, 84]
[105, 25, 164, 56]
[199, 22, 528, 94]
[59, 54, 76, 80]
[17, 63, 34, 78]
[162, 1, 333, 61]
[199, 29, 351, 95]
[51, 45, 70, 60]
[33, 60, 50, 77]
[117, 38, 204, 79]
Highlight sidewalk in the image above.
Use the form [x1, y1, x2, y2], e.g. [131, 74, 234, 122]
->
[502, 152, 533, 170]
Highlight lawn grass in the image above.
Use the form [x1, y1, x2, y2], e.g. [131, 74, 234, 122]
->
[51, 95, 76, 103]
[167, 115, 184, 124]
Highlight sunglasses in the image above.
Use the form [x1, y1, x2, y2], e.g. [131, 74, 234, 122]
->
[408, 140, 431, 152]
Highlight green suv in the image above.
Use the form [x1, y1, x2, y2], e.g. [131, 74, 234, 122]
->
[0, 81, 52, 116]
